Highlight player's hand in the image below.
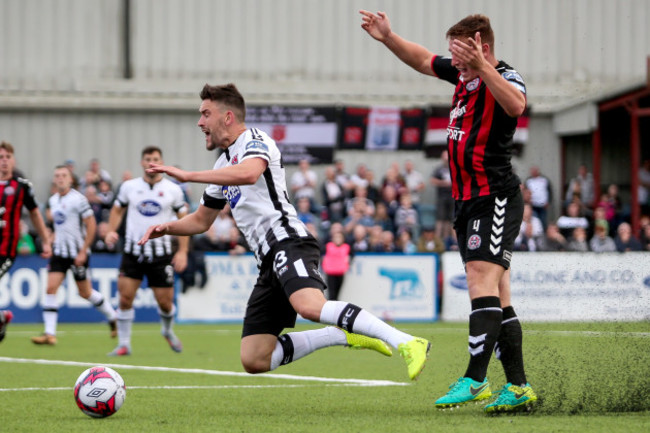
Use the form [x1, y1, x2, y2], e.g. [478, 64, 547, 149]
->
[138, 224, 169, 245]
[74, 250, 87, 267]
[146, 163, 189, 182]
[105, 230, 119, 248]
[40, 242, 52, 259]
[360, 10, 392, 42]
[172, 251, 188, 273]
[451, 32, 488, 72]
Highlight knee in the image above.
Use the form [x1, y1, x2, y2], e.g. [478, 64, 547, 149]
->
[240, 356, 270, 374]
[293, 304, 321, 322]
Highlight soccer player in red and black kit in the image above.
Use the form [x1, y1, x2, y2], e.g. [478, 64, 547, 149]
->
[361, 11, 537, 413]
[0, 141, 52, 342]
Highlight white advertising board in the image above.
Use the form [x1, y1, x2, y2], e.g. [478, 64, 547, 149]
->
[178, 253, 438, 322]
[441, 252, 650, 322]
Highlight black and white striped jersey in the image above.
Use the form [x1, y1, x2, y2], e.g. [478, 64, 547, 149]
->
[201, 128, 310, 263]
[115, 177, 186, 258]
[48, 188, 94, 258]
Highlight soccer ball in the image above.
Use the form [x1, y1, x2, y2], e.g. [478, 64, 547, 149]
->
[73, 366, 126, 418]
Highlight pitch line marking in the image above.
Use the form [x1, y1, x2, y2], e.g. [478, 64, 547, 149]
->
[0, 357, 407, 387]
[0, 383, 384, 392]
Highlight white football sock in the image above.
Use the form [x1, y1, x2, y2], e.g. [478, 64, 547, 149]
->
[269, 327, 347, 371]
[43, 294, 58, 336]
[158, 305, 176, 335]
[116, 308, 134, 348]
[87, 290, 117, 321]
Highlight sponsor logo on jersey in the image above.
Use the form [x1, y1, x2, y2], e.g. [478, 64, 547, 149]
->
[53, 210, 66, 225]
[137, 200, 162, 216]
[466, 77, 480, 91]
[502, 70, 522, 82]
[245, 140, 269, 152]
[222, 186, 241, 208]
[4, 186, 14, 196]
[468, 234, 482, 250]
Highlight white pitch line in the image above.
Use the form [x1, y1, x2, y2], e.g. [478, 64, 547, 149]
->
[0, 383, 384, 392]
[0, 357, 407, 387]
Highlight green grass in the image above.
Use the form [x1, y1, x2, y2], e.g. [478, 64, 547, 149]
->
[1, 321, 649, 432]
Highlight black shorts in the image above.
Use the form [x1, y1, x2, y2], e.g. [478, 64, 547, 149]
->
[119, 253, 175, 288]
[48, 255, 90, 281]
[0, 257, 14, 279]
[454, 187, 523, 269]
[242, 236, 326, 338]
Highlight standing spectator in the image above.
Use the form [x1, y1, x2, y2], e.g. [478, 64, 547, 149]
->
[556, 202, 590, 239]
[104, 146, 189, 356]
[601, 184, 624, 233]
[394, 192, 420, 237]
[0, 142, 52, 279]
[430, 150, 454, 241]
[566, 227, 590, 252]
[514, 204, 544, 251]
[364, 169, 381, 204]
[31, 165, 117, 346]
[524, 166, 552, 229]
[589, 220, 617, 252]
[80, 158, 112, 190]
[381, 165, 407, 201]
[334, 159, 354, 198]
[416, 226, 445, 254]
[536, 223, 567, 252]
[361, 10, 536, 412]
[565, 164, 594, 208]
[96, 179, 115, 222]
[321, 231, 351, 301]
[373, 201, 396, 233]
[638, 159, 650, 215]
[63, 159, 80, 189]
[614, 222, 642, 252]
[380, 184, 400, 221]
[290, 158, 318, 208]
[17, 219, 37, 255]
[321, 165, 346, 223]
[349, 163, 369, 189]
[403, 159, 426, 208]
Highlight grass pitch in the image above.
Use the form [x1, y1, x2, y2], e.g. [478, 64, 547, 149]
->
[0, 321, 648, 432]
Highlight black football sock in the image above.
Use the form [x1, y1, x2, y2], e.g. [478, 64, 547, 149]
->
[464, 296, 502, 382]
[495, 306, 528, 386]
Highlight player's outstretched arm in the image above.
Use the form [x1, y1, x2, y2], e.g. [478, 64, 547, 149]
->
[147, 158, 267, 187]
[359, 10, 435, 76]
[138, 204, 219, 245]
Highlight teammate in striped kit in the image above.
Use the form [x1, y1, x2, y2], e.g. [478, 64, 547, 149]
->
[361, 11, 537, 412]
[0, 141, 52, 342]
[31, 166, 118, 345]
[139, 83, 431, 381]
[105, 146, 189, 356]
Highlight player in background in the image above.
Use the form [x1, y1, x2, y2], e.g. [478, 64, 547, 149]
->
[0, 141, 52, 342]
[105, 146, 188, 356]
[139, 83, 430, 381]
[31, 166, 118, 345]
[360, 11, 536, 412]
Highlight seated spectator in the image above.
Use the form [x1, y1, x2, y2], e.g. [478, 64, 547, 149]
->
[17, 220, 36, 255]
[349, 163, 369, 189]
[394, 192, 420, 238]
[364, 169, 381, 204]
[556, 202, 589, 239]
[367, 225, 384, 251]
[373, 230, 396, 253]
[537, 223, 567, 252]
[96, 180, 115, 222]
[614, 222, 642, 252]
[342, 200, 374, 235]
[79, 158, 112, 190]
[84, 185, 104, 224]
[321, 165, 346, 223]
[589, 220, 617, 252]
[290, 158, 318, 211]
[380, 184, 400, 221]
[296, 197, 320, 227]
[444, 229, 459, 251]
[640, 221, 650, 251]
[350, 224, 370, 253]
[397, 229, 417, 254]
[345, 185, 376, 216]
[416, 226, 445, 253]
[373, 201, 395, 233]
[566, 227, 589, 252]
[381, 165, 407, 202]
[514, 203, 544, 251]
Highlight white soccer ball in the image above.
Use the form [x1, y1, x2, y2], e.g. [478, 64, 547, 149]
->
[73, 366, 126, 418]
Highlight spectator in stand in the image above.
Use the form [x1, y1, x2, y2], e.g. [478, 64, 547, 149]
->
[536, 223, 567, 252]
[416, 226, 445, 254]
[524, 166, 552, 229]
[350, 224, 370, 253]
[84, 184, 104, 224]
[350, 163, 369, 189]
[394, 192, 420, 237]
[397, 229, 417, 254]
[17, 220, 37, 255]
[211, 206, 235, 243]
[589, 220, 617, 252]
[80, 158, 112, 190]
[403, 159, 426, 210]
[345, 185, 376, 217]
[599, 184, 624, 234]
[92, 221, 120, 253]
[290, 158, 318, 211]
[565, 164, 594, 208]
[639, 159, 650, 215]
[169, 165, 194, 209]
[321, 165, 346, 223]
[640, 220, 650, 251]
[367, 225, 384, 251]
[96, 179, 115, 222]
[444, 229, 459, 252]
[566, 227, 589, 252]
[63, 159, 80, 189]
[296, 197, 320, 227]
[614, 222, 642, 252]
[382, 165, 407, 202]
[364, 169, 381, 204]
[514, 204, 544, 251]
[321, 231, 351, 301]
[430, 150, 454, 241]
[220, 226, 248, 255]
[334, 159, 354, 198]
[374, 230, 396, 253]
[380, 184, 400, 221]
[556, 202, 590, 239]
[343, 199, 374, 236]
[373, 201, 395, 233]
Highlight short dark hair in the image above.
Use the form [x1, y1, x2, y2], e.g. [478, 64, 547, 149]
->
[142, 146, 162, 158]
[200, 83, 246, 122]
[446, 14, 494, 51]
[0, 141, 15, 154]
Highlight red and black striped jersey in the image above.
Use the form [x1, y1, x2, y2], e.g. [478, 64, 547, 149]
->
[0, 176, 39, 258]
[431, 55, 526, 200]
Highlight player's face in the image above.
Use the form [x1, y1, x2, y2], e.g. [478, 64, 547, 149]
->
[198, 99, 229, 151]
[0, 149, 15, 178]
[141, 151, 163, 177]
[448, 38, 479, 82]
[53, 168, 73, 191]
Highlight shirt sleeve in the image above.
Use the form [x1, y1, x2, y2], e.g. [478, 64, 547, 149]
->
[78, 195, 95, 219]
[200, 184, 227, 210]
[431, 55, 459, 85]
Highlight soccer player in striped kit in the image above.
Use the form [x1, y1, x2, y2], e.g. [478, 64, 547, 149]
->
[0, 141, 52, 342]
[105, 146, 189, 356]
[361, 11, 537, 412]
[31, 165, 118, 345]
[139, 83, 431, 381]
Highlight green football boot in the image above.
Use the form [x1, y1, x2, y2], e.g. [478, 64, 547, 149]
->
[484, 383, 538, 414]
[435, 377, 492, 408]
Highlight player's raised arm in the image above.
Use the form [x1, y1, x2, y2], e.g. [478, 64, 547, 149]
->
[138, 204, 220, 245]
[147, 158, 267, 187]
[359, 10, 435, 76]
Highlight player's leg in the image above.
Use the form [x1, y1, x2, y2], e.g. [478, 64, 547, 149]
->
[0, 258, 14, 343]
[484, 270, 537, 413]
[107, 275, 139, 356]
[31, 270, 65, 345]
[149, 257, 182, 353]
[73, 263, 117, 337]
